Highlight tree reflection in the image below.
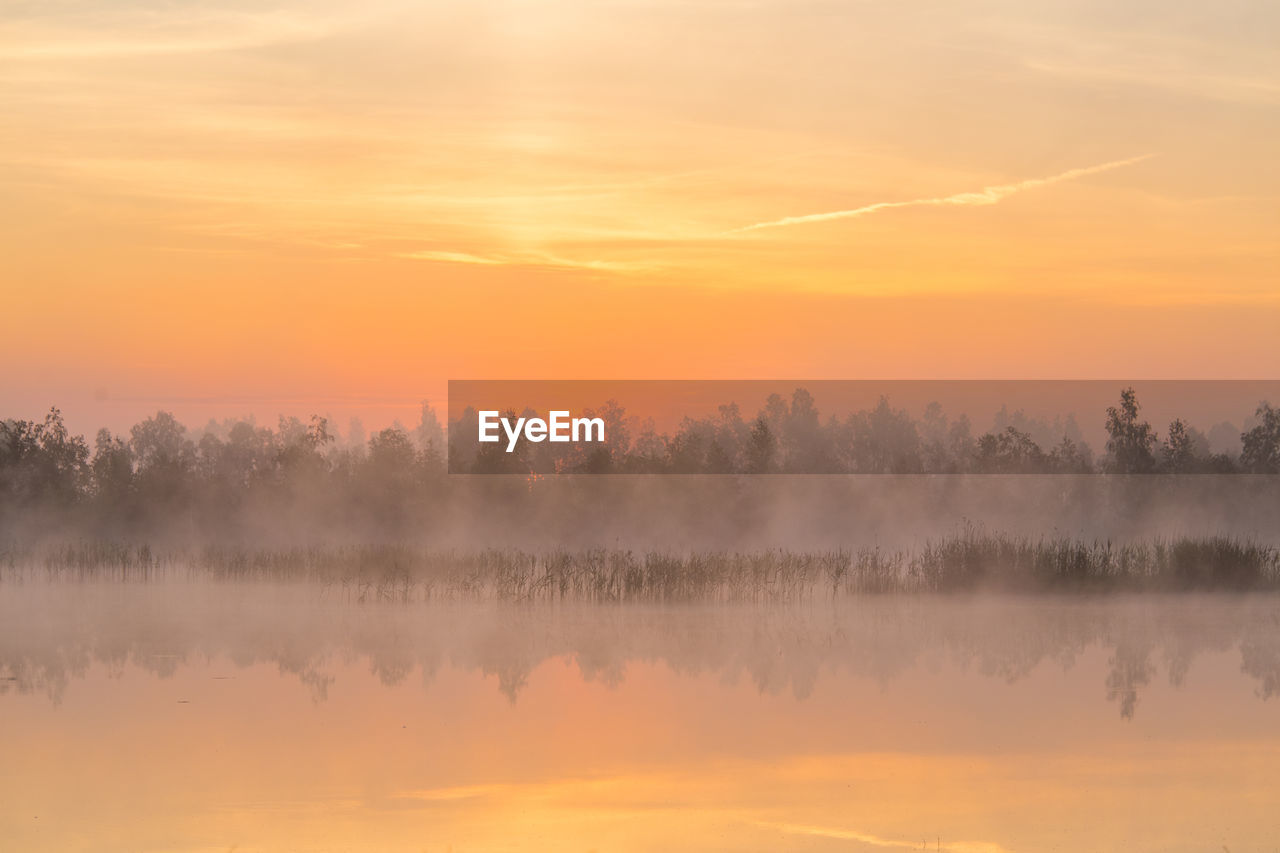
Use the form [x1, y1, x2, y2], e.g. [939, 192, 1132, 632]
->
[2, 587, 1279, 720]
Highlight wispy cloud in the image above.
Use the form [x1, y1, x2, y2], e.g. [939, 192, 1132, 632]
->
[398, 248, 652, 274]
[399, 250, 506, 266]
[730, 155, 1153, 233]
[755, 821, 1014, 853]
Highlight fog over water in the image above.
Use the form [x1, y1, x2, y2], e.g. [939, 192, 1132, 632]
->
[6, 474, 1280, 553]
[4, 582, 1280, 717]
[434, 475, 1280, 552]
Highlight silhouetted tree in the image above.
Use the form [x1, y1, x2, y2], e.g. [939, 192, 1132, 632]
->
[91, 428, 134, 505]
[593, 400, 631, 467]
[710, 403, 749, 471]
[1048, 437, 1092, 474]
[975, 427, 1046, 474]
[705, 439, 734, 474]
[850, 397, 922, 473]
[413, 402, 446, 471]
[1104, 388, 1157, 474]
[275, 415, 333, 482]
[626, 417, 667, 473]
[130, 410, 195, 509]
[1241, 402, 1280, 474]
[667, 417, 712, 473]
[359, 425, 424, 531]
[780, 388, 833, 473]
[919, 402, 953, 472]
[447, 406, 481, 473]
[744, 415, 777, 474]
[1161, 419, 1201, 473]
[0, 408, 88, 507]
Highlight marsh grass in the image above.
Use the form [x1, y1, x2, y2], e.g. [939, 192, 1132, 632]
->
[3, 530, 1277, 601]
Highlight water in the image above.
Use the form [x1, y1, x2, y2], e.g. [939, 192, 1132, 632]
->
[3, 583, 1279, 851]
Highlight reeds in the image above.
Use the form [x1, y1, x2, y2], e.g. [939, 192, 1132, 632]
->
[3, 531, 1277, 600]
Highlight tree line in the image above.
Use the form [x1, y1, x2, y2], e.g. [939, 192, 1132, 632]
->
[2, 388, 1279, 534]
[448, 387, 1280, 476]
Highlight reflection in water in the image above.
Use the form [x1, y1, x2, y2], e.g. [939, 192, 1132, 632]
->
[4, 583, 1279, 717]
[2, 582, 1279, 852]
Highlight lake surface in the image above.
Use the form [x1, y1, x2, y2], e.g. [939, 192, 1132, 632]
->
[3, 583, 1279, 852]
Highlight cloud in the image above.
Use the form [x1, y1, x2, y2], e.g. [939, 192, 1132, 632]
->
[755, 821, 1014, 853]
[730, 155, 1153, 233]
[399, 248, 652, 274]
[399, 250, 506, 266]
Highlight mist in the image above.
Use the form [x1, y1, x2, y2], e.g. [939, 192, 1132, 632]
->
[2, 386, 1278, 554]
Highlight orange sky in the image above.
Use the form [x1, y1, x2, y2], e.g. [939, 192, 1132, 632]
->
[2, 1, 1277, 434]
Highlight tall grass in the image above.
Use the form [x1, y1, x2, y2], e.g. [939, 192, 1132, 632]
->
[3, 531, 1277, 600]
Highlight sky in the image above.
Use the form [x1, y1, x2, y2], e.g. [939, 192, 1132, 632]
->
[2, 0, 1277, 435]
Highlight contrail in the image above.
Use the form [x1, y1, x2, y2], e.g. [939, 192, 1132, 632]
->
[730, 154, 1153, 233]
[753, 821, 1014, 853]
